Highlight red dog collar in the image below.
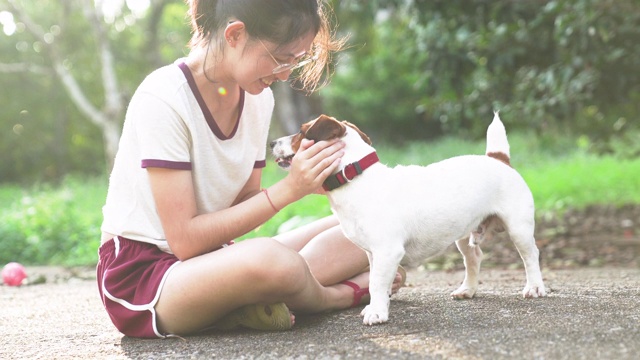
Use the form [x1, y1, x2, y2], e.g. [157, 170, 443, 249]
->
[323, 152, 379, 191]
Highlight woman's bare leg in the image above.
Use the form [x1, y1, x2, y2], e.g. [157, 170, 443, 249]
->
[155, 237, 357, 335]
[273, 215, 340, 252]
[275, 215, 404, 299]
[274, 215, 369, 285]
[155, 216, 404, 335]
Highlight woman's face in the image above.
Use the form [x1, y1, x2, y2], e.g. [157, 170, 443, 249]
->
[236, 31, 316, 95]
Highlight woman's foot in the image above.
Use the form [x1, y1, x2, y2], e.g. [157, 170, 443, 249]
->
[213, 302, 295, 331]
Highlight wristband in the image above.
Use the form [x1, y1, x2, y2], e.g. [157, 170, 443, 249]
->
[262, 188, 280, 213]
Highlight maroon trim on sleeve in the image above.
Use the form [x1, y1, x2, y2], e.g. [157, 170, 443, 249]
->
[141, 159, 192, 170]
[177, 62, 245, 141]
[254, 160, 266, 169]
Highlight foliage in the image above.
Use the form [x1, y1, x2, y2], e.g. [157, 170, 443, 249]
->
[522, 154, 640, 213]
[0, 1, 638, 267]
[377, 132, 640, 211]
[0, 177, 106, 266]
[325, 0, 640, 149]
[1, 133, 638, 266]
[0, 1, 190, 183]
[2, 1, 639, 182]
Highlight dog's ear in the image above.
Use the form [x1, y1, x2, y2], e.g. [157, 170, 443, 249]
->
[343, 121, 372, 145]
[305, 115, 346, 142]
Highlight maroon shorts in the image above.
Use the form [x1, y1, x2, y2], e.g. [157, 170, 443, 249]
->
[97, 237, 180, 338]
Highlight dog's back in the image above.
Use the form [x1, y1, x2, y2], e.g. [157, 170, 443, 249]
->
[310, 112, 545, 325]
[329, 113, 534, 266]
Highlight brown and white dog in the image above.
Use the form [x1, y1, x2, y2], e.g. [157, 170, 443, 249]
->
[271, 113, 546, 325]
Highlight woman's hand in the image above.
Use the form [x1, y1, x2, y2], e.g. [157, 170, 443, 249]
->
[284, 138, 344, 199]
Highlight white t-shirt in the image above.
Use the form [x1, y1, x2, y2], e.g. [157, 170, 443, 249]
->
[101, 60, 274, 252]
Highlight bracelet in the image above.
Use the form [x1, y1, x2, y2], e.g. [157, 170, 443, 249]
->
[262, 188, 280, 213]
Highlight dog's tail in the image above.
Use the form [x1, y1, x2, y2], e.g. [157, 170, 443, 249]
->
[485, 111, 511, 167]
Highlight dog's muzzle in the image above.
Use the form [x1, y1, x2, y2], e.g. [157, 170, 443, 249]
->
[275, 155, 294, 169]
[270, 138, 296, 170]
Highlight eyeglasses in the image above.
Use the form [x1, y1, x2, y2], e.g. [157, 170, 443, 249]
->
[259, 39, 318, 74]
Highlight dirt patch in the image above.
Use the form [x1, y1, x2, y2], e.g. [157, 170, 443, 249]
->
[536, 204, 640, 267]
[426, 204, 640, 270]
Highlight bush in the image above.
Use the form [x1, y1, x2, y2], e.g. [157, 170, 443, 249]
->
[326, 0, 640, 150]
[0, 177, 105, 266]
[1, 134, 638, 266]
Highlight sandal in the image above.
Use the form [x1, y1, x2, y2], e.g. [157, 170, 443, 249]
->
[213, 302, 293, 331]
[340, 280, 370, 308]
[341, 265, 407, 308]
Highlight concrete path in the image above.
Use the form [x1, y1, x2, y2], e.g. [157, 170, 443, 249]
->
[1, 267, 638, 359]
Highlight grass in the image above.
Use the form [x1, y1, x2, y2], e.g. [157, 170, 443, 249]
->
[522, 154, 640, 211]
[0, 184, 25, 205]
[245, 131, 640, 239]
[1, 132, 638, 266]
[0, 177, 105, 266]
[377, 132, 640, 211]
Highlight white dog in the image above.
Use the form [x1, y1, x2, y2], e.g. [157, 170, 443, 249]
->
[271, 113, 546, 325]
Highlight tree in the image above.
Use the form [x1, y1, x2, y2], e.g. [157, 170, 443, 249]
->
[0, 0, 320, 181]
[0, 0, 184, 174]
[326, 0, 640, 150]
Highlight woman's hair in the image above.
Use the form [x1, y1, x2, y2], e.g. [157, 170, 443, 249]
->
[185, 0, 346, 92]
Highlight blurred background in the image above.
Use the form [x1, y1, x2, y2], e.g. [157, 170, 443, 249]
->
[0, 0, 638, 268]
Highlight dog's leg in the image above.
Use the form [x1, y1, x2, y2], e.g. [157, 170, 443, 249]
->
[361, 245, 405, 325]
[469, 225, 484, 246]
[508, 225, 546, 298]
[470, 215, 502, 246]
[451, 236, 483, 299]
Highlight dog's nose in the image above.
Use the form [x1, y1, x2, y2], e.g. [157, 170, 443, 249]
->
[269, 140, 277, 149]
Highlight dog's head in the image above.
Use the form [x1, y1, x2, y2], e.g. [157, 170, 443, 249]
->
[270, 114, 371, 170]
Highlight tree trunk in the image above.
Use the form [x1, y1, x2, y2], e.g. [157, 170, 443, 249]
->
[100, 118, 122, 173]
[271, 82, 323, 137]
[2, 0, 172, 175]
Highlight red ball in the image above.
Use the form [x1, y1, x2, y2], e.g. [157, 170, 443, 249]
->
[2, 262, 27, 286]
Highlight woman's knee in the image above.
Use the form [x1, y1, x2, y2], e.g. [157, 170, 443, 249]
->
[242, 238, 309, 294]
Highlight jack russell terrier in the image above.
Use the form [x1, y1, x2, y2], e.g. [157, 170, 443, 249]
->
[271, 113, 546, 325]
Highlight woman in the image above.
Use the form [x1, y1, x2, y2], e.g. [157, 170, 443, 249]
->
[97, 0, 403, 338]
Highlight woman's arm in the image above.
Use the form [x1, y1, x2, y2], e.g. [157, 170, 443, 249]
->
[148, 166, 274, 260]
[231, 167, 263, 207]
[148, 138, 344, 261]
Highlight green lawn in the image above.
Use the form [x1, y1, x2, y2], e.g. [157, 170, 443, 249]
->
[1, 132, 637, 266]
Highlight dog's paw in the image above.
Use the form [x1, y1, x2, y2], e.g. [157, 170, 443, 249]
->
[522, 284, 546, 298]
[450, 285, 477, 300]
[360, 305, 389, 325]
